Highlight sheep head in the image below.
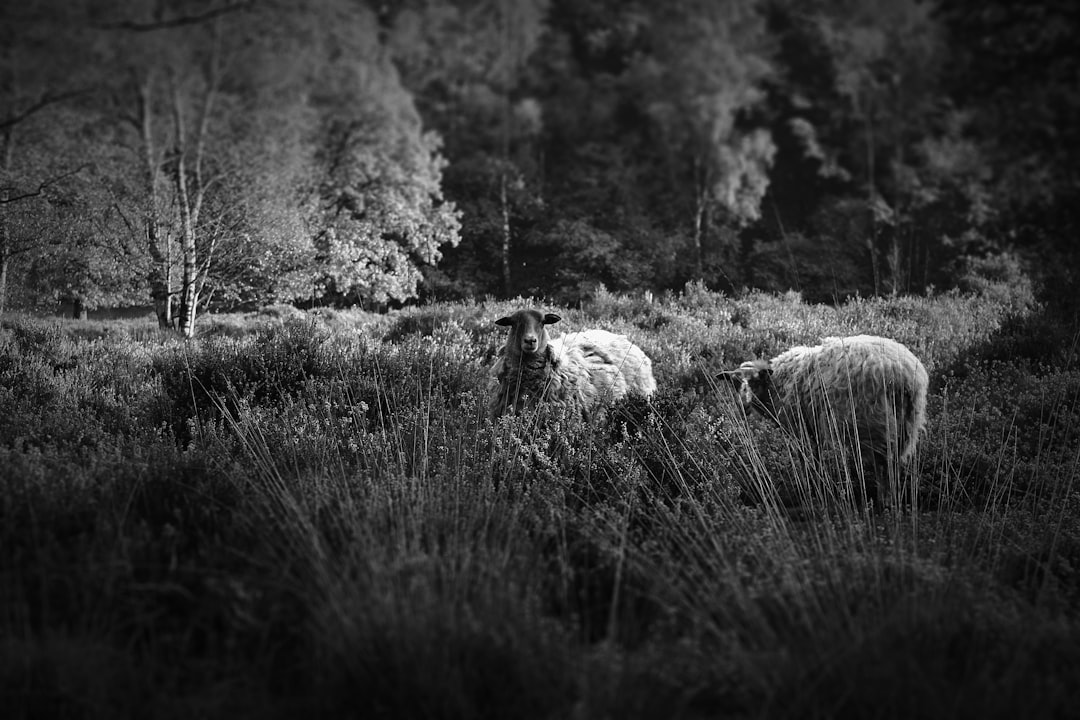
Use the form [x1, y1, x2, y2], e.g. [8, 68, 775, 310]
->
[495, 310, 561, 358]
[719, 360, 775, 416]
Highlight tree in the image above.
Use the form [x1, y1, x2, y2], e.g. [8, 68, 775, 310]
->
[936, 0, 1080, 301]
[81, 0, 461, 328]
[771, 0, 949, 294]
[91, 1, 261, 335]
[313, 102, 461, 304]
[386, 0, 548, 297]
[0, 2, 98, 315]
[521, 0, 683, 295]
[281, 1, 463, 305]
[633, 0, 777, 282]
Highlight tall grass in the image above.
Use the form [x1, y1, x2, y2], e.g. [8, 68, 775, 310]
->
[2, 273, 1078, 718]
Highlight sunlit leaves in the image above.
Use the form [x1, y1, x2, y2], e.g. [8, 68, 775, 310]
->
[636, 0, 777, 228]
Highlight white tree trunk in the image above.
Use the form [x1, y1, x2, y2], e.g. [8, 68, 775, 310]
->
[136, 72, 174, 329]
[171, 20, 221, 339]
[500, 171, 512, 296]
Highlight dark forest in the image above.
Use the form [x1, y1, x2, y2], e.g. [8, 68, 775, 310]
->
[3, 1, 1078, 329]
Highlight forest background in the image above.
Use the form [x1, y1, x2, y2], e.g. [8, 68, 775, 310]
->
[3, 0, 1078, 336]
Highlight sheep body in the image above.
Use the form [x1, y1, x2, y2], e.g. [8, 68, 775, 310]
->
[489, 310, 656, 419]
[723, 334, 928, 505]
[564, 329, 658, 399]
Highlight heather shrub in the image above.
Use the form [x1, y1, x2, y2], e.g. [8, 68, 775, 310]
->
[152, 320, 342, 434]
[0, 324, 170, 450]
[5, 262, 1079, 719]
[920, 359, 1080, 508]
[746, 230, 870, 303]
[955, 251, 1037, 316]
[381, 300, 492, 345]
[1, 315, 77, 370]
[581, 284, 676, 330]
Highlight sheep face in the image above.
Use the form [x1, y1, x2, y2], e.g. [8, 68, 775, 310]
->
[721, 360, 776, 416]
[495, 310, 561, 357]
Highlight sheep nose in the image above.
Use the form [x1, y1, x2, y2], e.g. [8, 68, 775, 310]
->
[522, 335, 538, 351]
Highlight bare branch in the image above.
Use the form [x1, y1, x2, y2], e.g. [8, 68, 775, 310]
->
[112, 202, 138, 238]
[0, 164, 89, 204]
[94, 2, 254, 31]
[0, 89, 92, 131]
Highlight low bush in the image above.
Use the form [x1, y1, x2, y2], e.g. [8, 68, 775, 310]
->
[2, 269, 1076, 719]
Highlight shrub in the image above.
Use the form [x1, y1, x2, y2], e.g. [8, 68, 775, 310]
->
[7, 264, 1080, 719]
[153, 320, 339, 436]
[747, 231, 871, 303]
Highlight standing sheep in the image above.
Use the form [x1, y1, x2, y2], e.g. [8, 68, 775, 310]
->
[720, 334, 928, 507]
[489, 309, 656, 419]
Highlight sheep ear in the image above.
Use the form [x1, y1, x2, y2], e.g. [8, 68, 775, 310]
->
[543, 313, 561, 325]
[495, 316, 514, 327]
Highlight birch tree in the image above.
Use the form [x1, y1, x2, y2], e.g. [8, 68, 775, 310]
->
[98, 1, 268, 335]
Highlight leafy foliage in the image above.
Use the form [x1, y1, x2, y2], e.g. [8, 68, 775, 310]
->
[4, 0, 1078, 319]
[314, 112, 461, 303]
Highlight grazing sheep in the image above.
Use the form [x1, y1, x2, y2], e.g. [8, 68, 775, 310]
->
[489, 309, 656, 419]
[720, 334, 928, 507]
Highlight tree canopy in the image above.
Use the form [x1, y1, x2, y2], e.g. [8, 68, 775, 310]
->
[2, 0, 1075, 325]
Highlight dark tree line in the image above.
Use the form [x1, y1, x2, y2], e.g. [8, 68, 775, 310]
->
[1, 0, 1076, 329]
[409, 0, 1079, 304]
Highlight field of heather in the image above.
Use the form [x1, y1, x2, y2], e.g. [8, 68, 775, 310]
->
[3, 276, 1079, 719]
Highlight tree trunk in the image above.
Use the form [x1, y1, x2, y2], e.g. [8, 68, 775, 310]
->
[0, 250, 7, 317]
[136, 71, 174, 330]
[0, 194, 8, 317]
[888, 226, 902, 295]
[0, 121, 12, 316]
[172, 19, 221, 339]
[693, 184, 706, 281]
[500, 171, 511, 296]
[863, 103, 881, 296]
[146, 220, 173, 329]
[172, 89, 198, 339]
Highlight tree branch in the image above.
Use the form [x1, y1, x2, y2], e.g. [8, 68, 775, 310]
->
[0, 90, 91, 131]
[94, 2, 254, 31]
[0, 164, 89, 204]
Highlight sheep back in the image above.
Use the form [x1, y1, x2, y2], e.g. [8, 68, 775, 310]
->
[565, 329, 658, 398]
[764, 335, 928, 462]
[547, 335, 629, 406]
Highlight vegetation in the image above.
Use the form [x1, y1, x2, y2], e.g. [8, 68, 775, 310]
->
[3, 0, 1078, 327]
[3, 0, 1078, 716]
[4, 267, 1079, 718]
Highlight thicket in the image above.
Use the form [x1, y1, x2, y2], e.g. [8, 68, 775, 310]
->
[7, 0, 1080, 335]
[2, 265, 1079, 718]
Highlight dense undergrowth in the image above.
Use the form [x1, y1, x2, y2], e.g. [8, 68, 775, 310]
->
[2, 261, 1079, 718]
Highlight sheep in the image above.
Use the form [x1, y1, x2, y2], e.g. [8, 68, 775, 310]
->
[719, 334, 928, 508]
[489, 309, 656, 419]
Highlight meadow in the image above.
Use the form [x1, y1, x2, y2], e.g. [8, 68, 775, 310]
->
[2, 263, 1079, 718]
